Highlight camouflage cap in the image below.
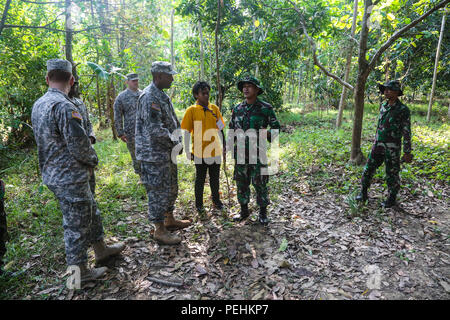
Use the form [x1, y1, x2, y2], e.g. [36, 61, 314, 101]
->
[379, 80, 403, 96]
[151, 61, 177, 75]
[237, 76, 264, 95]
[47, 59, 72, 73]
[126, 73, 139, 81]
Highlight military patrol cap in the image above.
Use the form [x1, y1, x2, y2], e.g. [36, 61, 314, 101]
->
[127, 73, 139, 81]
[46, 59, 72, 73]
[237, 76, 264, 95]
[379, 80, 403, 96]
[151, 61, 177, 75]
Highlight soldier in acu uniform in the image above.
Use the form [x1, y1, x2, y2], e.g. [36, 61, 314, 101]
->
[228, 76, 281, 225]
[356, 80, 413, 208]
[135, 61, 191, 245]
[31, 59, 125, 283]
[114, 73, 143, 175]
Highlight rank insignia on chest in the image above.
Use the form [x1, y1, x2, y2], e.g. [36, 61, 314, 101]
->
[151, 103, 161, 112]
[71, 110, 82, 120]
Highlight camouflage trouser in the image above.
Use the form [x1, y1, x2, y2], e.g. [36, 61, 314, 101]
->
[126, 136, 141, 175]
[361, 144, 401, 197]
[141, 161, 178, 223]
[0, 180, 7, 268]
[234, 163, 269, 207]
[47, 174, 104, 266]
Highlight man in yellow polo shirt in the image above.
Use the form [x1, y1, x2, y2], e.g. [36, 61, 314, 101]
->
[181, 81, 225, 215]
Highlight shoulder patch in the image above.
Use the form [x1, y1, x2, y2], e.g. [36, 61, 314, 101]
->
[151, 103, 161, 112]
[72, 110, 82, 120]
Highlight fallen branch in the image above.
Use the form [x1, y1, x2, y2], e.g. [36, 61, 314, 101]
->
[147, 276, 183, 287]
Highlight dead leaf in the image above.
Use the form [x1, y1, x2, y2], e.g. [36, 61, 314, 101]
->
[439, 281, 450, 293]
[279, 260, 291, 268]
[195, 265, 208, 276]
[251, 288, 266, 300]
[37, 286, 60, 295]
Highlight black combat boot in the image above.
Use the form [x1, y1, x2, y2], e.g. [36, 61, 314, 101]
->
[382, 194, 397, 208]
[355, 187, 368, 202]
[258, 207, 269, 225]
[232, 204, 249, 222]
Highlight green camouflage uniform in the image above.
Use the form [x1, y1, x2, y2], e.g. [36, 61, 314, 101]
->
[361, 99, 412, 198]
[228, 99, 280, 207]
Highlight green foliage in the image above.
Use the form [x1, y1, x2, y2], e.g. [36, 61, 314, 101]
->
[0, 0, 448, 158]
[0, 1, 61, 151]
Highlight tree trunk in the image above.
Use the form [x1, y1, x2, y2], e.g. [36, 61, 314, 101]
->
[336, 0, 358, 129]
[199, 21, 205, 80]
[350, 0, 372, 165]
[351, 74, 369, 164]
[65, 0, 79, 95]
[448, 100, 450, 119]
[297, 65, 302, 105]
[107, 77, 118, 139]
[170, 9, 175, 68]
[427, 10, 446, 122]
[384, 53, 391, 83]
[0, 0, 12, 36]
[215, 0, 223, 111]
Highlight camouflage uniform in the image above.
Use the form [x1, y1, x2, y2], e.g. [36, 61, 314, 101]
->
[135, 81, 181, 223]
[0, 180, 7, 270]
[361, 99, 412, 198]
[71, 96, 104, 244]
[72, 97, 96, 143]
[228, 98, 280, 207]
[114, 88, 142, 174]
[31, 82, 104, 266]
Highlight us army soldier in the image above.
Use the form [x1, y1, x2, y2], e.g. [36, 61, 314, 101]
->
[114, 73, 142, 175]
[135, 61, 191, 245]
[31, 59, 125, 284]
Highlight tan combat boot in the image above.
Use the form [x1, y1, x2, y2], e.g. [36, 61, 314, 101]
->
[93, 240, 126, 265]
[164, 212, 191, 231]
[153, 222, 181, 245]
[66, 264, 108, 284]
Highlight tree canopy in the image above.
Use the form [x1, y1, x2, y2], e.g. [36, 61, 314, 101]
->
[0, 0, 448, 157]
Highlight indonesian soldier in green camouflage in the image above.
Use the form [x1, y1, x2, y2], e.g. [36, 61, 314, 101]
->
[356, 80, 413, 208]
[228, 76, 280, 225]
[114, 73, 142, 175]
[31, 59, 125, 284]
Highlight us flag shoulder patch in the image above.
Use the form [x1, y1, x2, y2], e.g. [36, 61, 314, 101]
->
[72, 110, 82, 120]
[151, 103, 161, 111]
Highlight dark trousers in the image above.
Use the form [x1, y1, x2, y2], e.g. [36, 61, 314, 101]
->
[361, 144, 401, 197]
[195, 162, 221, 208]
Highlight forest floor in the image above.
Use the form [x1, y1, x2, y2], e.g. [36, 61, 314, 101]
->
[0, 104, 449, 300]
[49, 175, 449, 301]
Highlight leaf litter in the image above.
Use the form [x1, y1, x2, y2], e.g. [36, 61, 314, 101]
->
[19, 168, 450, 300]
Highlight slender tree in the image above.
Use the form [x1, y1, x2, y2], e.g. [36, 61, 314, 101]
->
[215, 0, 222, 111]
[427, 8, 447, 122]
[65, 0, 79, 96]
[336, 0, 358, 129]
